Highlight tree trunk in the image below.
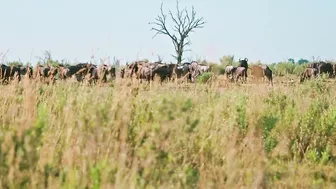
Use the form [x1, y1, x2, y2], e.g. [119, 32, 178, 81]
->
[177, 52, 182, 65]
[176, 41, 183, 64]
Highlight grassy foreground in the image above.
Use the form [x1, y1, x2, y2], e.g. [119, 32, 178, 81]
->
[0, 78, 336, 189]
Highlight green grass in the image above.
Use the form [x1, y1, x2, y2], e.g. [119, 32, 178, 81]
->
[0, 77, 336, 188]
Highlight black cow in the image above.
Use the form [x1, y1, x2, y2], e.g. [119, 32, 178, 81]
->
[173, 63, 190, 82]
[152, 63, 175, 83]
[238, 58, 249, 78]
[307, 62, 320, 69]
[307, 61, 333, 78]
[318, 62, 333, 78]
[261, 65, 273, 86]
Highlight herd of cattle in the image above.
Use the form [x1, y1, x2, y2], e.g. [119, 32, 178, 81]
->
[0, 60, 211, 85]
[299, 61, 336, 82]
[120, 58, 274, 85]
[224, 58, 274, 86]
[0, 58, 334, 86]
[120, 60, 210, 83]
[224, 59, 336, 86]
[0, 63, 116, 85]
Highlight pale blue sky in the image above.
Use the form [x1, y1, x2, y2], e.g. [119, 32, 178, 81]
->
[1, 0, 335, 65]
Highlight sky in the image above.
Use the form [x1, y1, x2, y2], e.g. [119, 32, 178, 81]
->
[0, 0, 335, 65]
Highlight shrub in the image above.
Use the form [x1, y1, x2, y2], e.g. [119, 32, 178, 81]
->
[197, 72, 214, 84]
[292, 100, 336, 162]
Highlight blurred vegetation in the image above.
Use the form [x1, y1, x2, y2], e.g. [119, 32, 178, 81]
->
[0, 78, 334, 188]
[1, 50, 336, 188]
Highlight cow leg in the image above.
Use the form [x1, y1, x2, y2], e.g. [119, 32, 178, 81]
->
[244, 71, 247, 83]
[267, 76, 273, 86]
[146, 75, 150, 84]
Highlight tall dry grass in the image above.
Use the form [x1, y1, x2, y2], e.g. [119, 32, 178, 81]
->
[0, 76, 335, 188]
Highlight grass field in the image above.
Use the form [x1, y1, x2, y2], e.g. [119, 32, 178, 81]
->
[0, 75, 336, 188]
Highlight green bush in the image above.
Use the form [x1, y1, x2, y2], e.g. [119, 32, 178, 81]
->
[197, 72, 214, 84]
[292, 100, 336, 162]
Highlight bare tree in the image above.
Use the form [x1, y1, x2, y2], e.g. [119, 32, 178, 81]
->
[149, 1, 205, 64]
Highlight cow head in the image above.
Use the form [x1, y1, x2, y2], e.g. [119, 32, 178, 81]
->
[238, 58, 248, 68]
[239, 58, 248, 62]
[19, 66, 27, 75]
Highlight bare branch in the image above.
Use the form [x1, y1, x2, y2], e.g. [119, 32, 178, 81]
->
[168, 10, 180, 33]
[149, 3, 178, 44]
[149, 0, 205, 64]
[182, 41, 191, 48]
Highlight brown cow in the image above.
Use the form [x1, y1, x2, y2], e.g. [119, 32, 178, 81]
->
[33, 64, 48, 81]
[137, 62, 158, 83]
[58, 65, 70, 80]
[74, 63, 108, 84]
[122, 61, 144, 79]
[123, 61, 162, 83]
[32, 64, 58, 84]
[250, 65, 273, 86]
[47, 66, 58, 85]
[73, 63, 97, 83]
[300, 68, 318, 83]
